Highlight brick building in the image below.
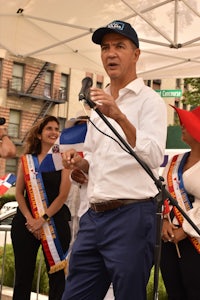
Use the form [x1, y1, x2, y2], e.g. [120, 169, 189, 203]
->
[0, 50, 104, 176]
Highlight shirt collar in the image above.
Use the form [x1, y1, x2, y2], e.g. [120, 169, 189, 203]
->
[105, 77, 144, 96]
[123, 77, 144, 95]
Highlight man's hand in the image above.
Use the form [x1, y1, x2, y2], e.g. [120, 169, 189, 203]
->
[62, 149, 83, 170]
[90, 87, 124, 121]
[71, 168, 88, 184]
[62, 149, 89, 174]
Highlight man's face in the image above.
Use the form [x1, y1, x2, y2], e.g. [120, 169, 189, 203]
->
[100, 32, 140, 80]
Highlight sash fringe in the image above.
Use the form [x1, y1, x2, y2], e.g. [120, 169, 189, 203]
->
[49, 259, 68, 274]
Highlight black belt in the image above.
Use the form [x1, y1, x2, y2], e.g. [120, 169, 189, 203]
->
[90, 198, 152, 212]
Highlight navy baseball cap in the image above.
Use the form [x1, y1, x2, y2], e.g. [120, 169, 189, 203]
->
[92, 20, 139, 48]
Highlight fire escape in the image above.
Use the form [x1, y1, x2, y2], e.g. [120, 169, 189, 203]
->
[7, 61, 66, 143]
[25, 62, 54, 124]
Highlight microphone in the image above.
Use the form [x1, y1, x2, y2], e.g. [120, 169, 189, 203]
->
[0, 118, 6, 125]
[79, 77, 93, 101]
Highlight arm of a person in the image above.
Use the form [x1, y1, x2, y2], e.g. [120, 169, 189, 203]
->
[90, 88, 136, 147]
[15, 162, 40, 238]
[27, 168, 72, 233]
[45, 168, 71, 218]
[90, 87, 167, 168]
[114, 113, 136, 148]
[15, 163, 33, 221]
[0, 129, 16, 158]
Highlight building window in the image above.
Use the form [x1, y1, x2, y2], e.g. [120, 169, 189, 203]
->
[12, 63, 24, 91]
[146, 80, 151, 87]
[8, 110, 21, 138]
[5, 158, 18, 175]
[144, 79, 161, 90]
[44, 71, 53, 98]
[59, 74, 69, 100]
[183, 103, 187, 110]
[57, 117, 66, 131]
[152, 79, 161, 90]
[175, 100, 179, 108]
[96, 81, 103, 89]
[176, 78, 181, 88]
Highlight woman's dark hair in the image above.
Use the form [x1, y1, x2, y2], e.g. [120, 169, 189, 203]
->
[24, 116, 59, 155]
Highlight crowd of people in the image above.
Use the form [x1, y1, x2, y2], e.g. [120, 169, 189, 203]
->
[1, 19, 200, 300]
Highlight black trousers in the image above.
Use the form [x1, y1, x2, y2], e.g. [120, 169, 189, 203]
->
[160, 237, 200, 300]
[11, 210, 71, 300]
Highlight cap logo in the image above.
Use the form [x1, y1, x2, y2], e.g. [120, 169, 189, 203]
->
[107, 21, 125, 31]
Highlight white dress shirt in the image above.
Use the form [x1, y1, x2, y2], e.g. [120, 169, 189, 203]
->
[84, 78, 167, 203]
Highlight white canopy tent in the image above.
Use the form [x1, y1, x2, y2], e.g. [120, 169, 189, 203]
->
[0, 0, 200, 79]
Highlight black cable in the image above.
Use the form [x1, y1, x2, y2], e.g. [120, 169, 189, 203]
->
[88, 117, 131, 155]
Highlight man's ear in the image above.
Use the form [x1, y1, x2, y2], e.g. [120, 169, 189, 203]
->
[134, 48, 140, 62]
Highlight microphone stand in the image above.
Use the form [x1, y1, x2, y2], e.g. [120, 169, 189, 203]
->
[82, 96, 200, 300]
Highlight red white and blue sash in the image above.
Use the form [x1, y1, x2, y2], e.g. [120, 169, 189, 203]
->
[21, 154, 68, 273]
[167, 152, 200, 253]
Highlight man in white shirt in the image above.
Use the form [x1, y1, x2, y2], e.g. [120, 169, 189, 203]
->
[62, 20, 167, 300]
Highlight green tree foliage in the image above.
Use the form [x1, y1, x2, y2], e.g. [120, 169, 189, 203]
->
[183, 78, 200, 107]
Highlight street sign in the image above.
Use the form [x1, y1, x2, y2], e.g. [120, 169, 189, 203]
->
[156, 89, 182, 98]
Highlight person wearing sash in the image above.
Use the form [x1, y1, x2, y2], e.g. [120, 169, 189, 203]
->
[11, 116, 72, 300]
[161, 105, 200, 300]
